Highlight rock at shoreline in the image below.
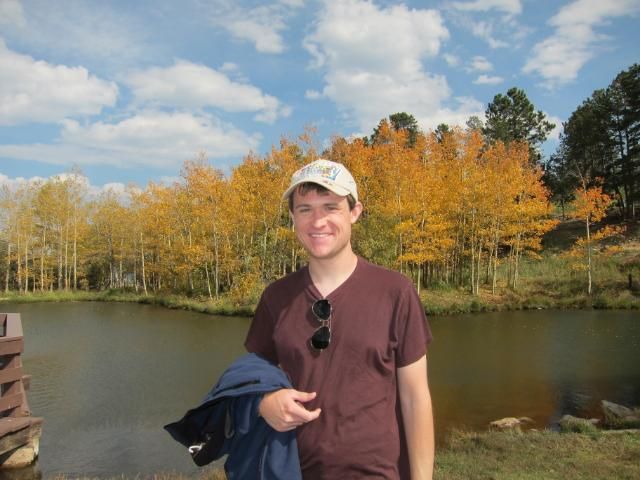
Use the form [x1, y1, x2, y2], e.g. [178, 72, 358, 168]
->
[489, 417, 534, 432]
[559, 415, 600, 433]
[602, 400, 640, 429]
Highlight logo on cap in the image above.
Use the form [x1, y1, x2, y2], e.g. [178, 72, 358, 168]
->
[293, 163, 341, 183]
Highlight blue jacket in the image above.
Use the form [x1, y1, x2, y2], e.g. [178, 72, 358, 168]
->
[164, 353, 302, 480]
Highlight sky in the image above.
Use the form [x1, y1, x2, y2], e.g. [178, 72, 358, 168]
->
[0, 0, 638, 195]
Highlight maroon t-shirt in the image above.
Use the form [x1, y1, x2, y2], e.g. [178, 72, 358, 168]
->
[245, 257, 432, 479]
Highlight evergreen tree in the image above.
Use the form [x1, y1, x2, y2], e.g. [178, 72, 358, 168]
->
[371, 112, 420, 147]
[483, 87, 555, 163]
[549, 64, 639, 218]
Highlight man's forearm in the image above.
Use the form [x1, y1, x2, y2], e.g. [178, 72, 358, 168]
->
[398, 355, 435, 480]
[404, 390, 434, 479]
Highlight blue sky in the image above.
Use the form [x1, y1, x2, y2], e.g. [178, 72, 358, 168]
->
[0, 0, 638, 194]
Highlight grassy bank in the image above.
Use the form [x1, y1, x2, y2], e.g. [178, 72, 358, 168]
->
[434, 429, 640, 480]
[0, 289, 255, 317]
[2, 256, 638, 318]
[420, 232, 640, 315]
[47, 429, 640, 480]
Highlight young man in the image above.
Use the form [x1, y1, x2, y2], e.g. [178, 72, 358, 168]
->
[245, 159, 434, 479]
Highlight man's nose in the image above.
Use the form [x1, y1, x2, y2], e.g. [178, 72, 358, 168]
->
[311, 209, 327, 225]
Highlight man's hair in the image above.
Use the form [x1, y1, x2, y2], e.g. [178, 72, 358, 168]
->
[288, 182, 357, 211]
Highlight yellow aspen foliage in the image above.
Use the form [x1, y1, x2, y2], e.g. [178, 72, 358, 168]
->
[565, 184, 622, 294]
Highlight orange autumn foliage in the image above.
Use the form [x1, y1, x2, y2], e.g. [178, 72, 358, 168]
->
[1, 129, 558, 297]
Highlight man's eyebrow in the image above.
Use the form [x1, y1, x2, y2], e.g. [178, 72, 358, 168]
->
[296, 200, 340, 207]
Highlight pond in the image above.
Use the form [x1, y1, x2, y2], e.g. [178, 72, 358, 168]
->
[2, 302, 639, 478]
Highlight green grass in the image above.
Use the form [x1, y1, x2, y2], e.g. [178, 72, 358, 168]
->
[434, 429, 640, 480]
[0, 290, 256, 317]
[419, 234, 640, 316]
[46, 430, 640, 480]
[48, 469, 227, 480]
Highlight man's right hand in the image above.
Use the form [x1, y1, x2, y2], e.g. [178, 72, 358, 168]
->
[258, 389, 321, 432]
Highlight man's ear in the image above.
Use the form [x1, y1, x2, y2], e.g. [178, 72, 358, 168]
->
[350, 202, 364, 224]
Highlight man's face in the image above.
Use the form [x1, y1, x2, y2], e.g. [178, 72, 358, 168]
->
[290, 187, 362, 261]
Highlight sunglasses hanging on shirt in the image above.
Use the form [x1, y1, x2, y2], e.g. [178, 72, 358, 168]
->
[310, 299, 332, 350]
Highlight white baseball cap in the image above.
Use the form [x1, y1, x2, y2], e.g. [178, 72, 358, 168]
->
[282, 159, 359, 202]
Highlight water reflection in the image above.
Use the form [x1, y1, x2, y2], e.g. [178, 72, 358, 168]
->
[1, 302, 638, 478]
[428, 310, 640, 434]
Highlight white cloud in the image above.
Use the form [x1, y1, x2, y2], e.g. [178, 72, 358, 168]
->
[443, 53, 461, 66]
[98, 182, 128, 197]
[447, 0, 528, 49]
[228, 17, 286, 54]
[0, 173, 46, 189]
[0, 111, 260, 169]
[451, 0, 522, 16]
[551, 0, 640, 25]
[523, 0, 640, 87]
[468, 55, 493, 72]
[470, 20, 509, 48]
[0, 40, 118, 126]
[545, 114, 564, 141]
[204, 1, 302, 54]
[279, 0, 305, 7]
[304, 0, 475, 132]
[125, 60, 289, 124]
[220, 62, 239, 73]
[305, 1, 448, 72]
[473, 74, 504, 85]
[305, 89, 322, 100]
[417, 96, 485, 130]
[0, 0, 25, 27]
[0, 171, 129, 200]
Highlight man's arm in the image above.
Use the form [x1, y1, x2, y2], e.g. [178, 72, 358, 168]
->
[398, 354, 434, 480]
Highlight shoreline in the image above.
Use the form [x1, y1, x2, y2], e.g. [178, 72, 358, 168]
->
[29, 429, 640, 480]
[1, 285, 638, 317]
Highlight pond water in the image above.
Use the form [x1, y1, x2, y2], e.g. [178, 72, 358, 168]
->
[1, 302, 639, 478]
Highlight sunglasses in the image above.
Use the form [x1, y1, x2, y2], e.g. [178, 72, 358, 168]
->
[310, 299, 332, 350]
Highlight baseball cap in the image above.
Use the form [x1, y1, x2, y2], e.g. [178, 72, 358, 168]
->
[282, 159, 359, 202]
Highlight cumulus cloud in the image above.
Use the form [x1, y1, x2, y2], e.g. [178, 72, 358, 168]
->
[523, 0, 640, 87]
[0, 40, 118, 125]
[0, 171, 129, 199]
[0, 111, 260, 169]
[125, 60, 290, 123]
[204, 0, 303, 54]
[0, 173, 46, 189]
[303, 0, 478, 132]
[473, 74, 504, 85]
[0, 0, 25, 27]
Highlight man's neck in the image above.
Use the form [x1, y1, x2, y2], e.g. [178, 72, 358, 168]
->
[308, 247, 358, 298]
